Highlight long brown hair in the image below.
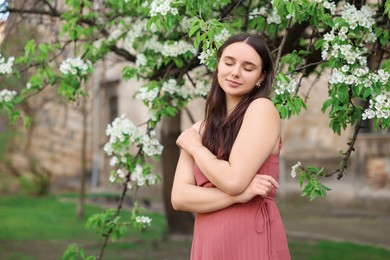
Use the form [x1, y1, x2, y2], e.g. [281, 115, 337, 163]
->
[201, 33, 274, 160]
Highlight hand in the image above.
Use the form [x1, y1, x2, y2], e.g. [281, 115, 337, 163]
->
[237, 174, 280, 203]
[176, 127, 203, 155]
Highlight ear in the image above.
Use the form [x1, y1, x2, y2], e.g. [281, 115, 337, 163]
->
[256, 71, 267, 85]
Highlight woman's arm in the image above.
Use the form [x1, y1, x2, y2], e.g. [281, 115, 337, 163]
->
[171, 148, 278, 213]
[171, 149, 240, 213]
[177, 98, 281, 195]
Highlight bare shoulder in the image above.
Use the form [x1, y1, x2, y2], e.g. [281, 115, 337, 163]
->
[247, 98, 280, 118]
[191, 120, 205, 133]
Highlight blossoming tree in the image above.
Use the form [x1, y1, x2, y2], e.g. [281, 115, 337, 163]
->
[1, 0, 389, 259]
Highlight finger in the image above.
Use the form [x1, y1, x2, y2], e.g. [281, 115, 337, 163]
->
[259, 175, 280, 188]
[257, 184, 271, 194]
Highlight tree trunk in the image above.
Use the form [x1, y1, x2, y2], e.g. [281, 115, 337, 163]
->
[161, 113, 194, 234]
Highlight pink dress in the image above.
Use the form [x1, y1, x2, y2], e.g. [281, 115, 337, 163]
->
[190, 147, 291, 260]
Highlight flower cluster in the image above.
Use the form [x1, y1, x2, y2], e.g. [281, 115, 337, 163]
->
[214, 29, 231, 45]
[145, 36, 197, 58]
[321, 3, 377, 61]
[194, 80, 211, 97]
[291, 161, 301, 178]
[130, 164, 158, 187]
[323, 1, 336, 15]
[198, 48, 215, 66]
[135, 215, 152, 225]
[267, 9, 282, 24]
[136, 53, 147, 67]
[150, 0, 178, 17]
[362, 91, 390, 120]
[122, 19, 156, 48]
[135, 86, 159, 103]
[274, 75, 297, 95]
[248, 7, 282, 25]
[109, 163, 159, 190]
[248, 7, 267, 19]
[161, 79, 180, 95]
[103, 114, 163, 158]
[161, 78, 195, 99]
[0, 89, 17, 103]
[320, 3, 390, 121]
[341, 3, 375, 30]
[0, 55, 14, 75]
[59, 57, 91, 76]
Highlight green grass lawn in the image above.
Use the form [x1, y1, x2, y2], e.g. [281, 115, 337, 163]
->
[0, 194, 389, 260]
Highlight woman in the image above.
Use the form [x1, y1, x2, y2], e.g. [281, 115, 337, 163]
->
[171, 33, 291, 260]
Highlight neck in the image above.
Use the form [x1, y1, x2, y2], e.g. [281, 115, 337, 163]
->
[226, 96, 240, 115]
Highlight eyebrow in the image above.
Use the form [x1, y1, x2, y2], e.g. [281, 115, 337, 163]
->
[222, 56, 260, 67]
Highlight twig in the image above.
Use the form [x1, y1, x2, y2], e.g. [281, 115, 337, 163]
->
[294, 60, 327, 73]
[97, 148, 145, 260]
[326, 121, 362, 179]
[294, 28, 316, 95]
[275, 18, 292, 71]
[184, 107, 196, 124]
[303, 75, 320, 103]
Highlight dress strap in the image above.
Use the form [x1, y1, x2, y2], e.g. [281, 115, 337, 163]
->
[278, 137, 283, 154]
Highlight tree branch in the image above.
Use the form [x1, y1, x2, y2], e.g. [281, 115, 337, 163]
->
[326, 121, 362, 179]
[5, 7, 60, 17]
[275, 18, 292, 71]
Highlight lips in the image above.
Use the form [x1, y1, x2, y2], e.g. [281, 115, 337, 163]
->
[226, 79, 242, 87]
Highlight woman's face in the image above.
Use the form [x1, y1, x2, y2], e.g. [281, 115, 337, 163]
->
[217, 42, 265, 104]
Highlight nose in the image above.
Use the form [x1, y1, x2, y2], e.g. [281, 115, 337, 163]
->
[231, 65, 240, 78]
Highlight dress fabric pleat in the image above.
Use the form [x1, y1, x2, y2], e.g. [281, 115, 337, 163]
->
[190, 144, 291, 260]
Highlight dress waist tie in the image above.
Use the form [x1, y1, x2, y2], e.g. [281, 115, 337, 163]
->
[254, 197, 275, 260]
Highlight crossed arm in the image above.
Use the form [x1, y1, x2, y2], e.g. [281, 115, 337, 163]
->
[171, 98, 281, 214]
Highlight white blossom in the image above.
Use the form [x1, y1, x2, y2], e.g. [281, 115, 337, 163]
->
[162, 79, 179, 95]
[323, 32, 335, 42]
[0, 55, 14, 75]
[362, 91, 390, 120]
[267, 9, 281, 24]
[377, 70, 389, 84]
[194, 80, 210, 97]
[214, 29, 231, 44]
[198, 48, 215, 65]
[136, 87, 159, 103]
[150, 0, 178, 17]
[248, 7, 268, 19]
[275, 75, 297, 95]
[117, 169, 126, 179]
[104, 114, 163, 158]
[59, 57, 91, 76]
[323, 1, 336, 15]
[135, 215, 152, 225]
[131, 164, 146, 187]
[0, 89, 17, 102]
[145, 36, 197, 58]
[328, 69, 345, 84]
[109, 174, 117, 183]
[321, 50, 329, 60]
[110, 156, 119, 166]
[342, 3, 375, 30]
[291, 161, 301, 178]
[136, 53, 147, 67]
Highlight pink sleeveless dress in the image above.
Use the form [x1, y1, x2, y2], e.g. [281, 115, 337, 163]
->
[190, 143, 291, 260]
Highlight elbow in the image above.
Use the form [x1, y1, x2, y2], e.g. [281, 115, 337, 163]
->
[222, 181, 246, 196]
[171, 190, 183, 211]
